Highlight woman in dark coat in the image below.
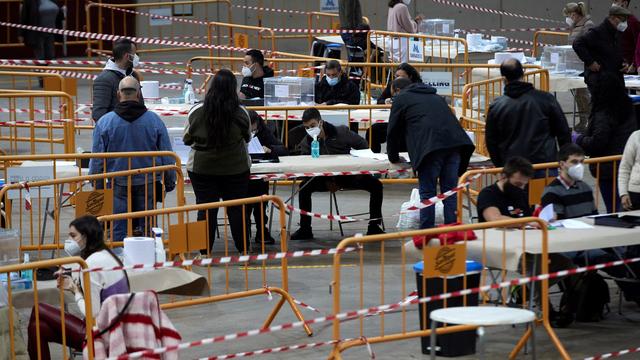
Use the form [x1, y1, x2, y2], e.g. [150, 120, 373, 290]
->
[576, 72, 638, 213]
[19, 0, 64, 61]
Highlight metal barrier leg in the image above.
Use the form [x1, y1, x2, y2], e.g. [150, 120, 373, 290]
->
[262, 288, 313, 336]
[429, 320, 437, 360]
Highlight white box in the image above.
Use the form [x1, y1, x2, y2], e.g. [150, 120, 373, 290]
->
[419, 19, 455, 38]
[264, 77, 315, 107]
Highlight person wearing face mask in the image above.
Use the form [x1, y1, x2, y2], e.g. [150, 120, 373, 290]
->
[27, 215, 129, 360]
[92, 39, 143, 122]
[387, 0, 424, 62]
[247, 110, 287, 245]
[314, 60, 360, 107]
[239, 49, 274, 103]
[541, 144, 597, 220]
[574, 72, 637, 213]
[612, 0, 640, 74]
[573, 5, 632, 95]
[290, 108, 385, 240]
[563, 2, 594, 132]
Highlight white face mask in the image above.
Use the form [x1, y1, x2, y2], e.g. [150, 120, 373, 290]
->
[567, 163, 585, 181]
[131, 54, 140, 68]
[566, 17, 575, 27]
[64, 239, 82, 256]
[618, 20, 629, 32]
[403, 0, 412, 4]
[241, 65, 253, 77]
[306, 126, 321, 139]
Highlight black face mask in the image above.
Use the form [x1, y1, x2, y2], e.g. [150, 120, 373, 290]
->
[503, 181, 526, 199]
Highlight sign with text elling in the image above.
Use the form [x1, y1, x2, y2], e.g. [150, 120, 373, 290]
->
[421, 71, 453, 96]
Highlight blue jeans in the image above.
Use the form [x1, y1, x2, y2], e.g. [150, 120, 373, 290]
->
[417, 150, 461, 229]
[113, 184, 155, 242]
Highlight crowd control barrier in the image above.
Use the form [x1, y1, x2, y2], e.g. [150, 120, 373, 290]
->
[456, 155, 623, 223]
[0, 162, 184, 260]
[532, 31, 570, 58]
[329, 218, 570, 359]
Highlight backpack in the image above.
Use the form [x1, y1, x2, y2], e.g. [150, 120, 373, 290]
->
[561, 272, 610, 322]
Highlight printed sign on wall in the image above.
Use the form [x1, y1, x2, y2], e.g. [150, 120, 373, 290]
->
[320, 0, 339, 12]
[420, 71, 453, 96]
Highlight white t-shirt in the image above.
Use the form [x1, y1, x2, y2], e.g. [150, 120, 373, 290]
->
[74, 250, 127, 317]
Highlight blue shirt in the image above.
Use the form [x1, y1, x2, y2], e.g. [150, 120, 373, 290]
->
[89, 109, 176, 186]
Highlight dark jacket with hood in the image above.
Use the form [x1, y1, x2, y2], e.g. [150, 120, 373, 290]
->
[92, 59, 143, 122]
[387, 83, 475, 174]
[485, 81, 570, 167]
[573, 18, 624, 85]
[240, 66, 275, 99]
[315, 74, 360, 105]
[298, 121, 367, 155]
[89, 100, 176, 187]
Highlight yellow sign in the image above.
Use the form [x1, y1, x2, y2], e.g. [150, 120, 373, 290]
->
[422, 244, 467, 278]
[234, 33, 249, 49]
[75, 190, 113, 218]
[169, 220, 208, 253]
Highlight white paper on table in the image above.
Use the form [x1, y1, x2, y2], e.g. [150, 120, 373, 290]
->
[538, 203, 554, 223]
[247, 136, 265, 154]
[349, 148, 388, 161]
[274, 84, 289, 98]
[551, 219, 594, 229]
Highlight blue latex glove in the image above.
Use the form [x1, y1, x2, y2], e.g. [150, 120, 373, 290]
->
[571, 131, 581, 144]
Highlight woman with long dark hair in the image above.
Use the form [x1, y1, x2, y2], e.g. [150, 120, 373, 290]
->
[184, 69, 251, 254]
[27, 215, 129, 360]
[576, 72, 638, 212]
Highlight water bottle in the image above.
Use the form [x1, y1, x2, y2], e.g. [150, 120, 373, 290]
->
[311, 137, 320, 159]
[22, 253, 32, 289]
[184, 79, 196, 105]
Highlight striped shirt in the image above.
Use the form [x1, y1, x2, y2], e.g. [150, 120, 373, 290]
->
[541, 176, 598, 220]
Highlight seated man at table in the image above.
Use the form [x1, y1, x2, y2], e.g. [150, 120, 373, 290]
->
[290, 108, 384, 240]
[239, 49, 274, 101]
[315, 60, 360, 106]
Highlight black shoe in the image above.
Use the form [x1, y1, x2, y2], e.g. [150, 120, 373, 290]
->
[290, 227, 314, 240]
[255, 230, 276, 245]
[366, 224, 385, 236]
[550, 308, 574, 328]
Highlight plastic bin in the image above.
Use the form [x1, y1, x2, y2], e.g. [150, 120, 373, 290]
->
[264, 77, 315, 107]
[413, 260, 482, 357]
[0, 229, 18, 267]
[419, 19, 455, 38]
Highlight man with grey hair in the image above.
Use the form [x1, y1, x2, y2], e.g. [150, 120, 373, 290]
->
[89, 76, 176, 242]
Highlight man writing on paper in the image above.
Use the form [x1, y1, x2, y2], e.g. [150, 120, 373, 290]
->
[90, 76, 176, 242]
[315, 60, 360, 106]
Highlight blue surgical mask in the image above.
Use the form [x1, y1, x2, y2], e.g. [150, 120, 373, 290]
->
[326, 76, 340, 87]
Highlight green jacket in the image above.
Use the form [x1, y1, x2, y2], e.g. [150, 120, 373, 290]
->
[183, 103, 251, 176]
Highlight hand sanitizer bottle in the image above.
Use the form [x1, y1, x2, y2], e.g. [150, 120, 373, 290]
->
[311, 135, 320, 159]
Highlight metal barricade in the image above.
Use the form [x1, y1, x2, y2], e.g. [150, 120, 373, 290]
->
[533, 31, 570, 58]
[0, 256, 96, 359]
[0, 162, 184, 259]
[0, 90, 76, 155]
[367, 31, 469, 65]
[461, 69, 550, 119]
[329, 218, 569, 359]
[456, 155, 623, 223]
[97, 195, 313, 336]
[85, 0, 232, 57]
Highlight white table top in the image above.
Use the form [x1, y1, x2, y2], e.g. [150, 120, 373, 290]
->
[251, 154, 411, 175]
[18, 160, 87, 179]
[466, 211, 640, 271]
[430, 306, 536, 326]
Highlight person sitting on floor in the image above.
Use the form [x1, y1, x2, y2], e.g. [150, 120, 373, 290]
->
[248, 110, 288, 245]
[290, 108, 385, 240]
[315, 60, 361, 106]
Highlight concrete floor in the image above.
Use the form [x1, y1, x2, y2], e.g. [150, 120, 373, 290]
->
[4, 52, 640, 360]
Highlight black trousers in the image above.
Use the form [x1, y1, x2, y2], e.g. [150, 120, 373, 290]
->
[188, 171, 250, 253]
[248, 179, 270, 235]
[297, 175, 383, 228]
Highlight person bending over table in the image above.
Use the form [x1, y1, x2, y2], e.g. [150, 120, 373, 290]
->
[290, 108, 385, 240]
[248, 110, 288, 245]
[28, 215, 130, 360]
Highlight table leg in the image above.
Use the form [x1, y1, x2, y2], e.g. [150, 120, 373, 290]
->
[430, 319, 437, 360]
[530, 320, 537, 360]
[286, 181, 296, 240]
[477, 326, 486, 360]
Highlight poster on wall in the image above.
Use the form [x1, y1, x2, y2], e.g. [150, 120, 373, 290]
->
[420, 71, 453, 96]
[320, 0, 339, 12]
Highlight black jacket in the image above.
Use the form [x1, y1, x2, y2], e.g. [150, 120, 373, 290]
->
[573, 18, 624, 82]
[577, 106, 637, 180]
[255, 119, 288, 156]
[20, 0, 64, 47]
[485, 81, 570, 167]
[315, 74, 360, 105]
[299, 122, 367, 155]
[387, 84, 475, 174]
[240, 66, 275, 100]
[92, 66, 143, 121]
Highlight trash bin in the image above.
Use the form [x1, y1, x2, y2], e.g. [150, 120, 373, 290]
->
[413, 260, 482, 357]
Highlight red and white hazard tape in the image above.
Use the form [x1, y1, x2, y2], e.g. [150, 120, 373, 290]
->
[462, 27, 567, 33]
[249, 168, 411, 181]
[286, 204, 360, 222]
[429, 0, 563, 24]
[197, 339, 341, 360]
[259, 113, 384, 124]
[0, 59, 184, 66]
[231, 4, 310, 16]
[585, 346, 640, 360]
[114, 255, 640, 359]
[0, 22, 256, 54]
[404, 173, 481, 211]
[293, 299, 321, 313]
[79, 246, 358, 273]
[20, 182, 32, 211]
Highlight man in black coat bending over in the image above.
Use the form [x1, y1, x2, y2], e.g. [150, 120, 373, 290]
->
[387, 78, 475, 229]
